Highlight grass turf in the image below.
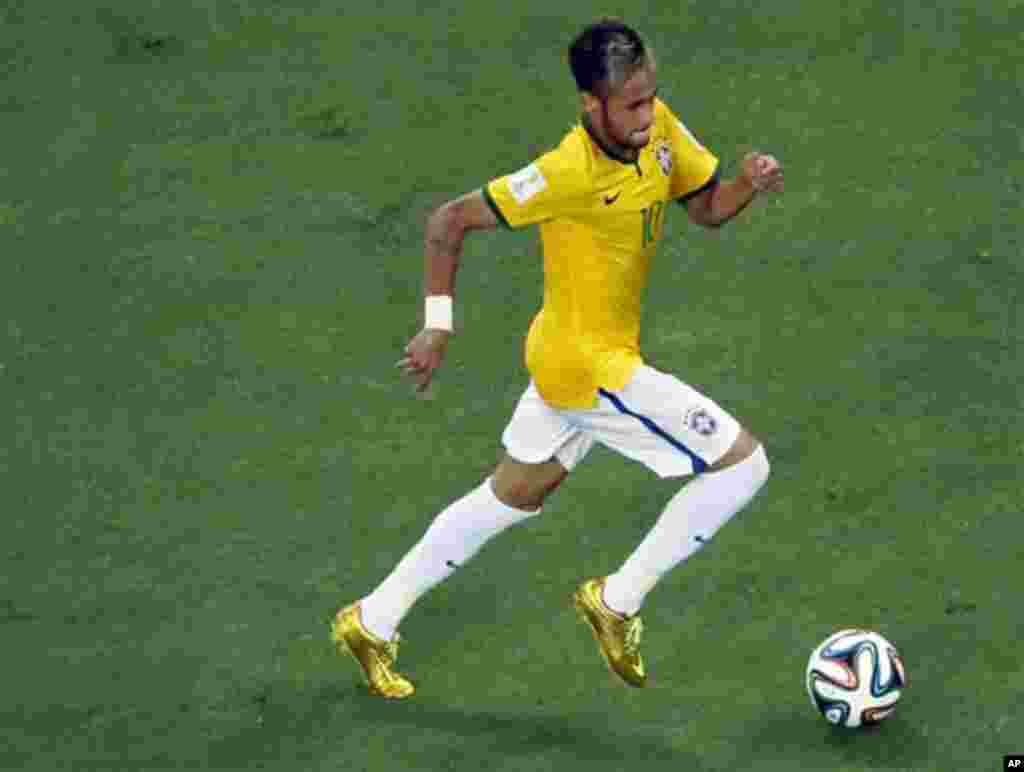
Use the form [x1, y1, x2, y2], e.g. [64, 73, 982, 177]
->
[1, 1, 1021, 770]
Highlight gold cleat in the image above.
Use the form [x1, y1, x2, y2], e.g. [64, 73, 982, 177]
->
[573, 577, 647, 688]
[331, 603, 415, 699]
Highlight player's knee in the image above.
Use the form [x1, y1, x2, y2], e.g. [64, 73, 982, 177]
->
[491, 475, 544, 510]
[709, 428, 767, 472]
[491, 459, 568, 511]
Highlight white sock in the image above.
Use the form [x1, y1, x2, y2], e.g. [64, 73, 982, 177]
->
[603, 444, 771, 616]
[359, 477, 539, 641]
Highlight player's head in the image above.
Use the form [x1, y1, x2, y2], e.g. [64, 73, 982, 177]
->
[569, 18, 657, 155]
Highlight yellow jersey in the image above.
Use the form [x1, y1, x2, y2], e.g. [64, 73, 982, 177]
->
[483, 98, 719, 409]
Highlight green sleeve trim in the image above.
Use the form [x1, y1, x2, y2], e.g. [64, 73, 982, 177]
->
[676, 164, 721, 206]
[481, 184, 512, 228]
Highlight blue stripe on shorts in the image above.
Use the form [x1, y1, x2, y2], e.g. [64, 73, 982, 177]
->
[597, 388, 709, 475]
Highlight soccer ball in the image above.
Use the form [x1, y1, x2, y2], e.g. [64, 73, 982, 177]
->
[805, 629, 907, 729]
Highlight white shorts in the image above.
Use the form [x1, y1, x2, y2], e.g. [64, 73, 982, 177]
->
[501, 365, 741, 478]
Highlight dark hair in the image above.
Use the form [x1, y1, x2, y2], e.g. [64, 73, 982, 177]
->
[568, 18, 648, 97]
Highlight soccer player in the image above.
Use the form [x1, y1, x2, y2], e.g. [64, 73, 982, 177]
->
[333, 18, 784, 698]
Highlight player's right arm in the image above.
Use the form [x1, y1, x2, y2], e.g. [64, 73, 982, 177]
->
[422, 149, 583, 303]
[423, 190, 499, 297]
[398, 190, 499, 392]
[399, 150, 584, 393]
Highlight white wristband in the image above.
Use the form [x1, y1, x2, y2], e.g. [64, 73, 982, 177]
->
[424, 295, 453, 332]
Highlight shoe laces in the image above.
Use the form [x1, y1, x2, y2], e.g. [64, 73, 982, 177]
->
[383, 633, 401, 664]
[623, 616, 643, 655]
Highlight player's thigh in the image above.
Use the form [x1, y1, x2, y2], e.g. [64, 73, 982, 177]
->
[500, 379, 595, 469]
[496, 380, 594, 508]
[586, 365, 742, 477]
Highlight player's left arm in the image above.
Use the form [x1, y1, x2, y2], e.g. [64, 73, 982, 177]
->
[685, 151, 784, 229]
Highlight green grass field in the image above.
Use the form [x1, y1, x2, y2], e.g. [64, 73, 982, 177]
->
[2, 1, 1021, 769]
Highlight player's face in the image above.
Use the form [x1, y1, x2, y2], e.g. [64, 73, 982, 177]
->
[596, 64, 657, 156]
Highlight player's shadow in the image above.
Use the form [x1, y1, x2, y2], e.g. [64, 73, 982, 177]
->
[205, 681, 693, 769]
[351, 694, 688, 766]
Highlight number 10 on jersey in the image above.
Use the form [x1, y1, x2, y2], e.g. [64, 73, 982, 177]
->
[642, 202, 665, 248]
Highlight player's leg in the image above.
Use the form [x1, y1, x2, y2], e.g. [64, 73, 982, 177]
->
[358, 381, 584, 641]
[600, 423, 769, 616]
[333, 457, 566, 699]
[334, 381, 589, 698]
[357, 453, 569, 642]
[573, 366, 771, 685]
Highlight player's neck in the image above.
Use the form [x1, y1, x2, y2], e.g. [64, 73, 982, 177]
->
[581, 113, 639, 164]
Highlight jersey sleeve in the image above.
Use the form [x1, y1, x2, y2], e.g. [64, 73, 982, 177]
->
[482, 146, 588, 229]
[662, 103, 720, 202]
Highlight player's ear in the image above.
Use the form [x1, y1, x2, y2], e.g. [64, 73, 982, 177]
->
[580, 90, 600, 117]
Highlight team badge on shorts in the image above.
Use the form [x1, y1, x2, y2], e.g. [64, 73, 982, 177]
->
[685, 407, 718, 436]
[656, 142, 673, 176]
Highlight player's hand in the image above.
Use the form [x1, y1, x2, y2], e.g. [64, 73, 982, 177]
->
[741, 151, 784, 193]
[395, 328, 450, 393]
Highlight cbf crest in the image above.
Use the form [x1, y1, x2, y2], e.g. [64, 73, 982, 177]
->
[656, 142, 673, 176]
[685, 407, 718, 437]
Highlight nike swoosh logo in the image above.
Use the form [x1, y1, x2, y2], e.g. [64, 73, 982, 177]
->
[604, 192, 621, 205]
